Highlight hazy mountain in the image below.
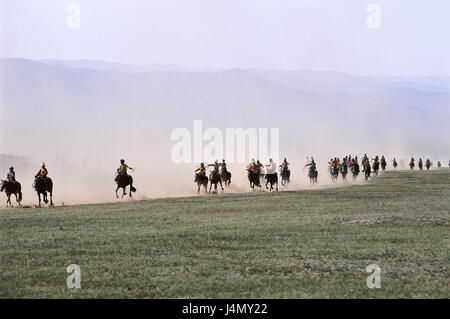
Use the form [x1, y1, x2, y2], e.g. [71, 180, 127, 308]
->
[1, 58, 449, 162]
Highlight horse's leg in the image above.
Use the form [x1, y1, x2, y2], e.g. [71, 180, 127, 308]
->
[219, 179, 223, 191]
[122, 187, 126, 198]
[37, 193, 41, 207]
[276, 181, 278, 191]
[115, 186, 120, 198]
[6, 194, 11, 207]
[50, 192, 54, 206]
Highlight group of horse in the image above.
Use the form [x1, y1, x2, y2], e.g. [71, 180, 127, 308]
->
[328, 156, 388, 182]
[0, 177, 54, 208]
[196, 165, 291, 194]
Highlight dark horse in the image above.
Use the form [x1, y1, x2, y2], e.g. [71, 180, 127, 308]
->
[351, 163, 360, 180]
[362, 162, 371, 180]
[265, 173, 278, 191]
[209, 170, 224, 193]
[248, 169, 261, 190]
[418, 161, 423, 170]
[34, 177, 54, 207]
[1, 180, 22, 207]
[330, 164, 339, 181]
[409, 160, 415, 170]
[280, 167, 290, 186]
[372, 161, 380, 176]
[308, 167, 318, 183]
[195, 174, 208, 193]
[381, 158, 387, 171]
[340, 164, 348, 181]
[220, 167, 231, 187]
[115, 174, 136, 198]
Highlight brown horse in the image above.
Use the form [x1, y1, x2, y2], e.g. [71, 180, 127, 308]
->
[1, 180, 22, 207]
[34, 177, 54, 207]
[115, 174, 136, 198]
[209, 170, 223, 193]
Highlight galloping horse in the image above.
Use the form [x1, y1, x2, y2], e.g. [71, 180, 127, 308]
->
[34, 177, 54, 207]
[351, 162, 360, 180]
[248, 169, 261, 190]
[1, 180, 22, 207]
[308, 167, 318, 183]
[372, 161, 380, 176]
[209, 170, 223, 193]
[330, 164, 339, 181]
[362, 162, 371, 180]
[280, 167, 290, 186]
[115, 174, 136, 198]
[381, 158, 387, 171]
[340, 164, 348, 181]
[220, 167, 231, 187]
[265, 173, 278, 191]
[195, 174, 208, 193]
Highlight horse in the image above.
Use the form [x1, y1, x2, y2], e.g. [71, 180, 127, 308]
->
[265, 173, 278, 191]
[409, 161, 415, 170]
[340, 164, 348, 181]
[330, 164, 339, 181]
[308, 167, 318, 183]
[372, 161, 380, 176]
[280, 167, 290, 186]
[248, 169, 261, 190]
[418, 161, 423, 170]
[209, 170, 223, 193]
[195, 174, 208, 193]
[426, 161, 431, 170]
[351, 162, 360, 180]
[393, 160, 398, 168]
[220, 167, 231, 187]
[1, 180, 22, 207]
[381, 158, 387, 171]
[34, 177, 54, 207]
[362, 163, 371, 180]
[115, 174, 136, 199]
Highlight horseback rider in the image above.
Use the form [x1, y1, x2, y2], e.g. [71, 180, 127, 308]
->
[34, 162, 49, 189]
[195, 163, 206, 182]
[265, 158, 276, 174]
[221, 159, 227, 171]
[279, 158, 290, 172]
[208, 160, 222, 179]
[118, 159, 133, 177]
[35, 162, 48, 179]
[305, 157, 317, 171]
[7, 167, 16, 183]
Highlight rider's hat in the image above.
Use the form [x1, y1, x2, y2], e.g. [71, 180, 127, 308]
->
[9, 166, 14, 170]
[42, 162, 45, 167]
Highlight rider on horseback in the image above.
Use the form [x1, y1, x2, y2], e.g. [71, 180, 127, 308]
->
[305, 157, 317, 170]
[265, 158, 276, 174]
[118, 159, 133, 176]
[34, 162, 49, 188]
[7, 167, 16, 183]
[195, 163, 206, 182]
[279, 158, 290, 172]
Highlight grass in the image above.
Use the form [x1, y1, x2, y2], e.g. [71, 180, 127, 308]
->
[0, 169, 449, 298]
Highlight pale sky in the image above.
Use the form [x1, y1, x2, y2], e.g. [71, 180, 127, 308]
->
[1, 0, 449, 76]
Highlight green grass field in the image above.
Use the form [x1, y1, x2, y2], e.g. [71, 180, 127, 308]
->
[1, 170, 449, 298]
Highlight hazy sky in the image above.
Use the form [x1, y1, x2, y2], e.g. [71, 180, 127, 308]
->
[1, 0, 449, 75]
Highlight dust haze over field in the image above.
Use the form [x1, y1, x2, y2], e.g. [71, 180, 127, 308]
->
[0, 58, 449, 206]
